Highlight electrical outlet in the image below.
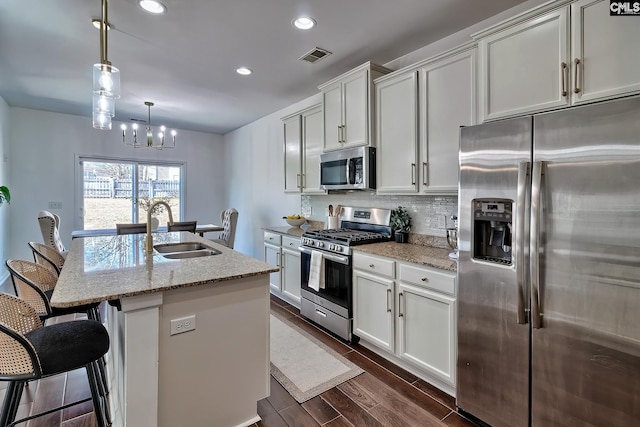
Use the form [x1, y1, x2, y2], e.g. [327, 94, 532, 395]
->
[437, 215, 446, 229]
[48, 201, 62, 209]
[170, 315, 196, 336]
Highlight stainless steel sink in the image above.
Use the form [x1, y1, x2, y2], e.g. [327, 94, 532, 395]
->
[162, 249, 221, 259]
[154, 242, 212, 253]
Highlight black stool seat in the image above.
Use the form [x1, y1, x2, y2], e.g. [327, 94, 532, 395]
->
[24, 320, 109, 377]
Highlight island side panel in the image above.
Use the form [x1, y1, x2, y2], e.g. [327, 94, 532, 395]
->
[157, 274, 270, 427]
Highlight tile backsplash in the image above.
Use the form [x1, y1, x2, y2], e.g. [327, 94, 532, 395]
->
[301, 193, 458, 237]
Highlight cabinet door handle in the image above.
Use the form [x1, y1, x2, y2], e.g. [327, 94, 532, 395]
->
[337, 125, 341, 143]
[573, 58, 581, 94]
[276, 252, 281, 268]
[341, 125, 346, 143]
[560, 62, 568, 97]
[422, 162, 428, 186]
[301, 173, 306, 190]
[296, 173, 301, 189]
[411, 163, 416, 185]
[369, 263, 375, 268]
[386, 288, 392, 313]
[398, 292, 404, 317]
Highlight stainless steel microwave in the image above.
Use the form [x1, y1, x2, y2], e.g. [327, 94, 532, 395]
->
[320, 146, 376, 191]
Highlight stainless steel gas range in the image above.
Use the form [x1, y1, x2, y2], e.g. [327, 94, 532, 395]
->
[299, 206, 391, 341]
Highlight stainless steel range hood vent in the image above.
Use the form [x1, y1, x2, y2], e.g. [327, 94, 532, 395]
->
[298, 47, 332, 64]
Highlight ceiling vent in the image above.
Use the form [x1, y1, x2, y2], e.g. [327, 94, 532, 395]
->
[298, 47, 332, 64]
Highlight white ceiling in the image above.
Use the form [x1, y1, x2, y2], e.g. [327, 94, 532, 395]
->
[0, 0, 527, 135]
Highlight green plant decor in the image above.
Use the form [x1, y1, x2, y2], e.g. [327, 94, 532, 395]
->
[0, 186, 10, 205]
[390, 206, 412, 233]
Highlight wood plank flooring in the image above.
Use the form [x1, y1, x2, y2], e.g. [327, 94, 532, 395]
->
[252, 295, 477, 427]
[0, 295, 477, 427]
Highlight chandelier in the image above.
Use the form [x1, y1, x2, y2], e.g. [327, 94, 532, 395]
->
[121, 102, 176, 149]
[92, 0, 120, 130]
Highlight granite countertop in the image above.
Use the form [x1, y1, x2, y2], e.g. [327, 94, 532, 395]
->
[353, 241, 457, 272]
[51, 232, 278, 308]
[263, 221, 324, 238]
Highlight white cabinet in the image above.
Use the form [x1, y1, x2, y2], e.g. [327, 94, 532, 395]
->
[570, 0, 640, 105]
[375, 71, 419, 193]
[397, 263, 456, 387]
[281, 236, 302, 305]
[376, 46, 476, 195]
[263, 231, 301, 307]
[477, 0, 640, 121]
[283, 116, 301, 193]
[263, 232, 282, 292]
[319, 62, 390, 152]
[352, 252, 457, 391]
[282, 105, 325, 194]
[419, 48, 476, 193]
[353, 253, 396, 352]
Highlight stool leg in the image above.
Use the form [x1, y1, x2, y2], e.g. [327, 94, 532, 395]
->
[86, 364, 107, 427]
[0, 381, 24, 427]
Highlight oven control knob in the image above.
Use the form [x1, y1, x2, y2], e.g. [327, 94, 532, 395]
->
[318, 242, 324, 248]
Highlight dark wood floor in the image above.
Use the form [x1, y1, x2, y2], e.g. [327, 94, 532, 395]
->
[0, 295, 476, 427]
[252, 295, 476, 427]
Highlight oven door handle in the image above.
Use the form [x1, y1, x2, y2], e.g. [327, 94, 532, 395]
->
[299, 247, 350, 265]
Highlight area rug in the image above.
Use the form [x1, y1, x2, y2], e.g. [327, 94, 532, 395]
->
[270, 312, 364, 403]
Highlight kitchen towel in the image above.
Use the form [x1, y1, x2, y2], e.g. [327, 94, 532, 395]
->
[308, 250, 325, 291]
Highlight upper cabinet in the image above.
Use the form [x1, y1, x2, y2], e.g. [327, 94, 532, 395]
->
[319, 62, 390, 152]
[376, 46, 476, 194]
[570, 0, 640, 105]
[282, 104, 325, 194]
[476, 0, 640, 122]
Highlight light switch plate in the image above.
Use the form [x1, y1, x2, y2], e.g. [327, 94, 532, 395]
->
[48, 201, 62, 209]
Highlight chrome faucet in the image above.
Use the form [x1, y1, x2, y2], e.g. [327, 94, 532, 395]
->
[146, 201, 174, 254]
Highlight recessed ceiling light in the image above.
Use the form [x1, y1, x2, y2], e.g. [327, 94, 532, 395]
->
[236, 67, 253, 76]
[293, 16, 316, 30]
[91, 19, 111, 30]
[138, 0, 167, 14]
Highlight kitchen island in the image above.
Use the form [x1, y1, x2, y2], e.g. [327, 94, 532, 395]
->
[51, 232, 278, 427]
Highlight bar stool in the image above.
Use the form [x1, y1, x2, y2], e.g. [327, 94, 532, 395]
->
[5, 259, 100, 322]
[28, 241, 65, 276]
[5, 259, 111, 424]
[0, 293, 109, 427]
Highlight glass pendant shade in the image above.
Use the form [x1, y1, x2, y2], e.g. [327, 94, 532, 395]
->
[93, 93, 115, 117]
[93, 111, 112, 130]
[93, 63, 121, 99]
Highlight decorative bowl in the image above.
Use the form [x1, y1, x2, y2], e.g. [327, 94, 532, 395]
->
[284, 218, 306, 227]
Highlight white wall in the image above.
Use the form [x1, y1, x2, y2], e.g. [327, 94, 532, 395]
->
[224, 94, 322, 258]
[7, 107, 226, 261]
[223, 0, 549, 260]
[0, 97, 10, 282]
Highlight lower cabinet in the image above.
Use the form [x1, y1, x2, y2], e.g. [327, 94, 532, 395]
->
[263, 231, 301, 307]
[353, 252, 457, 393]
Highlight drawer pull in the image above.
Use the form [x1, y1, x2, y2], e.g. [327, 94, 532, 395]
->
[369, 264, 375, 268]
[421, 277, 428, 282]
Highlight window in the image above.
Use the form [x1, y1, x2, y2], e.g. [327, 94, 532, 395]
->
[78, 157, 184, 230]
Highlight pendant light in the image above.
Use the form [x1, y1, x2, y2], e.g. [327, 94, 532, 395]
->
[92, 0, 120, 130]
[121, 102, 176, 149]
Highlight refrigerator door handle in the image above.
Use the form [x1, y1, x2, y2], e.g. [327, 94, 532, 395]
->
[530, 161, 544, 329]
[516, 161, 530, 325]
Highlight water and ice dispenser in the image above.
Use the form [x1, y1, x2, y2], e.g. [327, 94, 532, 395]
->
[472, 199, 513, 265]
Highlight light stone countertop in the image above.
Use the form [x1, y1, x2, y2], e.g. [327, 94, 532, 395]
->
[262, 222, 324, 238]
[353, 241, 458, 272]
[264, 224, 457, 273]
[51, 232, 278, 308]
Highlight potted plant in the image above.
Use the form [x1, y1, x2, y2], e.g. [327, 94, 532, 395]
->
[0, 186, 10, 205]
[391, 206, 411, 243]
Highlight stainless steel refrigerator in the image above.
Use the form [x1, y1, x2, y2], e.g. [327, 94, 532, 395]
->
[456, 96, 640, 427]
